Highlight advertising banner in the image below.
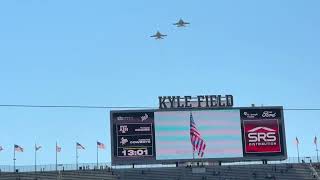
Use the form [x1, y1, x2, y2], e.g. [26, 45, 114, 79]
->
[240, 108, 285, 157]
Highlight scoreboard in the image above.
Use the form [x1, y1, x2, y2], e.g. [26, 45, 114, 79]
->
[110, 107, 287, 165]
[111, 111, 156, 164]
[116, 124, 154, 157]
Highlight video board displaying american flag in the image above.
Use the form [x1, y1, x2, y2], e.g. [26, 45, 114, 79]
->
[154, 110, 243, 160]
[110, 107, 286, 165]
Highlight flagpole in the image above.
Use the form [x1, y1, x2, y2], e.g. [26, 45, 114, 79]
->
[316, 142, 319, 163]
[96, 141, 99, 168]
[192, 147, 194, 160]
[76, 143, 78, 170]
[190, 111, 194, 161]
[13, 145, 16, 172]
[34, 143, 37, 172]
[190, 111, 199, 165]
[296, 142, 300, 163]
[55, 141, 58, 172]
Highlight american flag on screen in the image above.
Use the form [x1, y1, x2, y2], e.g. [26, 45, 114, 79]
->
[97, 141, 105, 149]
[14, 144, 24, 152]
[190, 112, 206, 158]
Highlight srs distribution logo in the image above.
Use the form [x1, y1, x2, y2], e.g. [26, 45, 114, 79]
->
[243, 119, 281, 153]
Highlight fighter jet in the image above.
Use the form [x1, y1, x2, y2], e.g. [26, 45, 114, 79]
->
[173, 19, 190, 27]
[150, 31, 167, 39]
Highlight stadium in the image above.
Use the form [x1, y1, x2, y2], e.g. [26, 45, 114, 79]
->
[0, 162, 319, 180]
[1, 96, 320, 180]
[1, 1, 319, 179]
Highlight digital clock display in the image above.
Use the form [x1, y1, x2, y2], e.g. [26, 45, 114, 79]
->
[118, 147, 153, 157]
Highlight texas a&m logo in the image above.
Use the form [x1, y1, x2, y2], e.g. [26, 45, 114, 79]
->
[243, 119, 281, 153]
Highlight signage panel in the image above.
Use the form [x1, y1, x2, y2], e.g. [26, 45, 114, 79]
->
[240, 108, 285, 157]
[243, 119, 281, 153]
[111, 111, 156, 164]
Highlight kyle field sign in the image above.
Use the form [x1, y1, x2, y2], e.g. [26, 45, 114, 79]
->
[158, 95, 233, 109]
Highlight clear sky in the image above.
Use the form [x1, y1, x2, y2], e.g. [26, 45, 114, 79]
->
[0, 0, 320, 166]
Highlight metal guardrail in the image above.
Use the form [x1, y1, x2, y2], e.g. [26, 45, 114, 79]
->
[0, 163, 112, 173]
[0, 156, 318, 173]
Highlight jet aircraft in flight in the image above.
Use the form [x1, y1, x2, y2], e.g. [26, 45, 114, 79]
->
[150, 31, 167, 39]
[173, 19, 190, 27]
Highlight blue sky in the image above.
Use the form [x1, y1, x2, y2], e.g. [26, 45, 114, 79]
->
[0, 0, 320, 166]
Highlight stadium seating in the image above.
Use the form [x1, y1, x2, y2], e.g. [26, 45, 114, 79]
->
[0, 170, 118, 180]
[0, 163, 318, 180]
[113, 163, 317, 180]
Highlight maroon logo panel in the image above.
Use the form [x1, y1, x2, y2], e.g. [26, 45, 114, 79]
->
[243, 119, 281, 153]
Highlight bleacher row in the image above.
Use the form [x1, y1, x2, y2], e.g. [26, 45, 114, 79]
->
[0, 170, 117, 180]
[0, 163, 318, 180]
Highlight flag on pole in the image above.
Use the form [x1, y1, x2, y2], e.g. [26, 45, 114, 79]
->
[314, 136, 318, 145]
[0, 146, 3, 151]
[97, 141, 105, 149]
[56, 145, 61, 152]
[35, 145, 42, 151]
[295, 137, 299, 145]
[14, 144, 24, 152]
[189, 112, 206, 158]
[76, 142, 85, 150]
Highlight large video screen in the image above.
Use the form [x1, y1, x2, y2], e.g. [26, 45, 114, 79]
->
[110, 107, 286, 165]
[154, 110, 243, 160]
